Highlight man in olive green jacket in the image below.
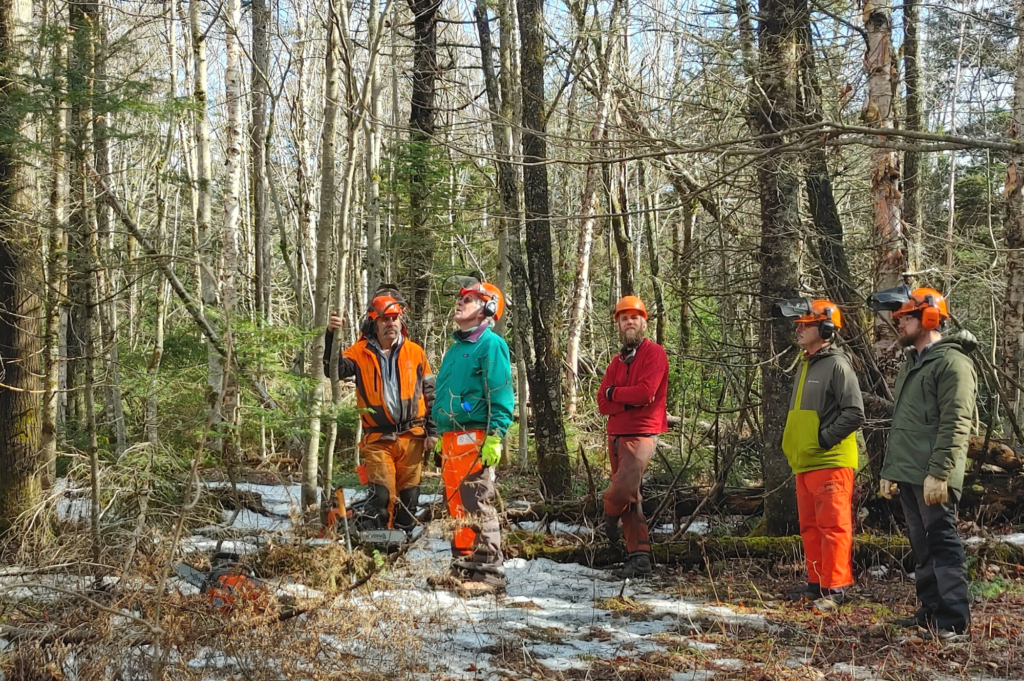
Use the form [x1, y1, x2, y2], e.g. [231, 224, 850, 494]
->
[875, 287, 977, 639]
[778, 299, 864, 611]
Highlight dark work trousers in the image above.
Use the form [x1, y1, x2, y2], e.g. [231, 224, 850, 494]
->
[603, 436, 655, 554]
[899, 483, 971, 633]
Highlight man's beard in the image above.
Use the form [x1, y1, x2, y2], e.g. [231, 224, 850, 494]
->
[897, 326, 923, 347]
[619, 327, 644, 349]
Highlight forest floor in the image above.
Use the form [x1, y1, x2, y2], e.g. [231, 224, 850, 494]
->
[6, 473, 1024, 680]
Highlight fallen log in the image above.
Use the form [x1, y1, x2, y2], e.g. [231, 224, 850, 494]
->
[968, 435, 1024, 472]
[505, 533, 1024, 578]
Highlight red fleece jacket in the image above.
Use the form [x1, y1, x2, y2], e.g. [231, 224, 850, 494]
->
[597, 339, 670, 436]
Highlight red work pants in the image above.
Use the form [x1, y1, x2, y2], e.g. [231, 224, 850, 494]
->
[796, 466, 854, 590]
[603, 436, 655, 554]
[440, 430, 503, 569]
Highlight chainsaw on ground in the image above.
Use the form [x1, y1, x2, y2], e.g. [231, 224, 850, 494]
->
[323, 488, 410, 550]
[174, 553, 271, 612]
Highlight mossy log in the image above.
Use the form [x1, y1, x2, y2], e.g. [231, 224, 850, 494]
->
[505, 533, 1024, 574]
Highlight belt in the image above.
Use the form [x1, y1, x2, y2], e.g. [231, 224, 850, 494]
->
[364, 418, 425, 435]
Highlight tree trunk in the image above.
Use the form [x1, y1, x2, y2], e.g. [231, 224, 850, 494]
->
[147, 0, 178, 446]
[518, 0, 571, 496]
[863, 0, 906, 381]
[219, 0, 244, 458]
[400, 0, 441, 339]
[640, 162, 665, 347]
[796, 0, 889, 472]
[564, 4, 620, 416]
[754, 0, 801, 535]
[306, 0, 342, 517]
[191, 0, 223, 442]
[608, 159, 634, 296]
[250, 0, 271, 321]
[0, 0, 40, 531]
[365, 0, 383, 298]
[94, 0, 125, 459]
[902, 0, 921, 267]
[41, 6, 68, 489]
[1002, 0, 1024, 445]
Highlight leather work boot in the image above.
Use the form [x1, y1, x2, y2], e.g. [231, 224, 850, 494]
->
[810, 588, 847, 613]
[612, 552, 653, 579]
[784, 582, 822, 602]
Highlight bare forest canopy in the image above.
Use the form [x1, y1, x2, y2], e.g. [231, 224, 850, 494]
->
[3, 0, 1024, 536]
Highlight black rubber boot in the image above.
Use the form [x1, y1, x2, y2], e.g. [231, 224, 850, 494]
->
[613, 552, 653, 579]
[784, 583, 822, 601]
[603, 514, 622, 546]
[810, 587, 847, 612]
[395, 485, 420, 532]
[357, 483, 390, 531]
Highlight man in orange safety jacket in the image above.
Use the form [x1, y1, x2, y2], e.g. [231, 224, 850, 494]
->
[325, 288, 436, 532]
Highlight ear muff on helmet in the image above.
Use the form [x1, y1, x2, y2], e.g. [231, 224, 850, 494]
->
[920, 296, 942, 330]
[818, 316, 836, 340]
[483, 297, 498, 318]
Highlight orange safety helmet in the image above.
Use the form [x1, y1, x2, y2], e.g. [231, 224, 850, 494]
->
[891, 287, 948, 330]
[367, 295, 403, 320]
[793, 299, 842, 329]
[460, 281, 505, 321]
[614, 295, 647, 320]
[793, 299, 841, 340]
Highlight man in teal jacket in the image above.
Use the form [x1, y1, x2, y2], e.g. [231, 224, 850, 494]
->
[431, 280, 514, 593]
[872, 286, 977, 639]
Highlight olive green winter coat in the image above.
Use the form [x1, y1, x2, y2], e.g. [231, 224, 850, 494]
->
[880, 330, 978, 493]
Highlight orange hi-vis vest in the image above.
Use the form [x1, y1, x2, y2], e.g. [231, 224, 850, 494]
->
[343, 338, 434, 444]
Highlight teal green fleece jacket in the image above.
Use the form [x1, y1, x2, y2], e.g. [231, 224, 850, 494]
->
[432, 324, 515, 437]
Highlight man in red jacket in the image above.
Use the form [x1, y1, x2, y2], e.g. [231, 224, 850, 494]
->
[597, 295, 670, 579]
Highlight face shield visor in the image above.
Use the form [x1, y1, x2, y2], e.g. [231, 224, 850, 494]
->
[771, 298, 812, 320]
[868, 284, 913, 314]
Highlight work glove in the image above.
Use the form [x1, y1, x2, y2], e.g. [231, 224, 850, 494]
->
[605, 386, 615, 401]
[480, 435, 502, 467]
[922, 475, 948, 506]
[878, 479, 898, 499]
[429, 438, 442, 468]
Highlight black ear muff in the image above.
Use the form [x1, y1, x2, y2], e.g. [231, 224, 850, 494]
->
[483, 297, 498, 317]
[818, 306, 835, 340]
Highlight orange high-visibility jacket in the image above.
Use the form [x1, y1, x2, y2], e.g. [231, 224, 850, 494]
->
[325, 332, 436, 444]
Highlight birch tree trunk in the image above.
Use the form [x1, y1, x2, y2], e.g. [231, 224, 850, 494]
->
[565, 2, 620, 416]
[0, 0, 41, 530]
[220, 0, 244, 454]
[1002, 0, 1024, 444]
[41, 6, 68, 489]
